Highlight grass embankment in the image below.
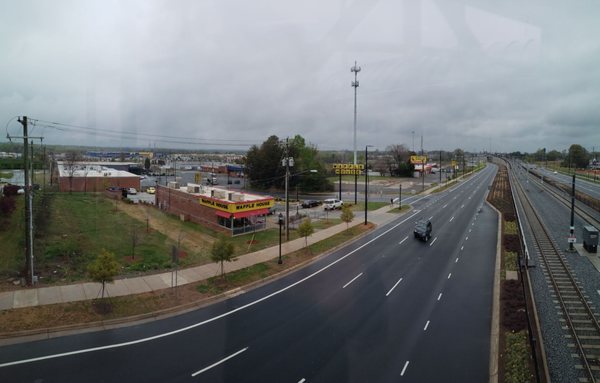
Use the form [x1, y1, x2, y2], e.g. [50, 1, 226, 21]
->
[0, 192, 349, 288]
[0, 223, 374, 333]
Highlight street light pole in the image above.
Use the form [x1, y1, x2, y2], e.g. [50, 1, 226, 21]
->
[364, 145, 373, 225]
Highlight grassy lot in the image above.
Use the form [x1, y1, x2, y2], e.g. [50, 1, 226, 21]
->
[0, 192, 195, 285]
[0, 191, 353, 287]
[349, 201, 389, 211]
[0, 171, 14, 178]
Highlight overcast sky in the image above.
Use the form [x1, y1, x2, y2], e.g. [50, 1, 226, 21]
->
[1, 0, 599, 154]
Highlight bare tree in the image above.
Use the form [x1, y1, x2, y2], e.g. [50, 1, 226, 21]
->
[64, 151, 82, 193]
[387, 144, 411, 176]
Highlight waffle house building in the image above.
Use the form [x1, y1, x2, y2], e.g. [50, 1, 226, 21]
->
[156, 183, 274, 236]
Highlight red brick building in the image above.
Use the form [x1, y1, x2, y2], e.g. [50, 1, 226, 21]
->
[56, 162, 140, 192]
[156, 183, 274, 236]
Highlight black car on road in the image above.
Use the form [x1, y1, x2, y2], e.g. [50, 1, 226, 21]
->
[301, 200, 321, 208]
[414, 220, 432, 242]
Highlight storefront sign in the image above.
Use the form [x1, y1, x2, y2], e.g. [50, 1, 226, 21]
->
[200, 197, 274, 213]
[333, 163, 364, 175]
[410, 156, 427, 164]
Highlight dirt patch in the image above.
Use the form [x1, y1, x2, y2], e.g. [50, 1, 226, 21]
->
[117, 203, 214, 254]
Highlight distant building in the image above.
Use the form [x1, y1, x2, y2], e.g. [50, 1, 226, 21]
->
[156, 183, 273, 236]
[56, 161, 140, 192]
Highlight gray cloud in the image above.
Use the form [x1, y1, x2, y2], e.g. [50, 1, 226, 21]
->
[1, 0, 599, 154]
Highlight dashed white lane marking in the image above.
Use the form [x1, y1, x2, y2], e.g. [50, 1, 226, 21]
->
[298, 379, 306, 383]
[399, 236, 408, 245]
[455, 258, 459, 263]
[429, 237, 438, 247]
[460, 246, 464, 251]
[343, 273, 363, 289]
[0, 210, 424, 368]
[386, 277, 403, 297]
[401, 361, 410, 376]
[191, 347, 248, 377]
[449, 216, 454, 222]
[461, 204, 464, 208]
[437, 293, 443, 301]
[447, 273, 452, 279]
[469, 229, 472, 233]
[442, 204, 448, 209]
[424, 321, 430, 331]
[465, 236, 469, 241]
[428, 216, 433, 221]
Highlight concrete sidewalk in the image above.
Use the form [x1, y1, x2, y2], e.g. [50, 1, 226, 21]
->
[0, 204, 403, 311]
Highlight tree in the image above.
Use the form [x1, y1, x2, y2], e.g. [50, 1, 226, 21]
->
[144, 157, 151, 171]
[211, 236, 235, 277]
[297, 218, 314, 247]
[564, 144, 589, 169]
[88, 249, 120, 299]
[64, 151, 82, 193]
[340, 204, 355, 229]
[245, 135, 332, 192]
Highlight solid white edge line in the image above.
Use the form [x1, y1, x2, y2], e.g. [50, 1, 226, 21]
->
[424, 320, 430, 331]
[398, 236, 408, 245]
[437, 293, 443, 301]
[385, 277, 403, 297]
[0, 210, 424, 369]
[400, 361, 410, 376]
[191, 347, 248, 377]
[429, 237, 437, 247]
[342, 272, 363, 289]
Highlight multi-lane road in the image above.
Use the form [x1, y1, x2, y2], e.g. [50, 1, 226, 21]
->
[0, 165, 499, 382]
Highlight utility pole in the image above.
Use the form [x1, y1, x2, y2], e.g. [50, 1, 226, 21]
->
[16, 116, 34, 285]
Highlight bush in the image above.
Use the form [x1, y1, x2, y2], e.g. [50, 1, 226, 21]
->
[2, 184, 20, 197]
[504, 331, 532, 383]
[0, 195, 16, 216]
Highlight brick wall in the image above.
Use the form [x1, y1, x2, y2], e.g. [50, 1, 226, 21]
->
[156, 185, 229, 235]
[58, 176, 140, 192]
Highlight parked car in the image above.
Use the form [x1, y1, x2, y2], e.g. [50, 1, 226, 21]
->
[127, 188, 137, 195]
[146, 186, 156, 194]
[323, 198, 343, 210]
[414, 220, 432, 242]
[301, 200, 320, 208]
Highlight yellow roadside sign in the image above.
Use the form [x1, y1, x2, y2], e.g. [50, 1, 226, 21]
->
[410, 156, 427, 164]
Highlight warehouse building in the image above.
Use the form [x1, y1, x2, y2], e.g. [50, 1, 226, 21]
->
[56, 161, 140, 192]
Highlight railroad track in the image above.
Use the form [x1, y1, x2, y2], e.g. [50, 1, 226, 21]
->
[512, 169, 600, 383]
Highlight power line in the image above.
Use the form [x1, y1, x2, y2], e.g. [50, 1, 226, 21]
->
[28, 118, 258, 147]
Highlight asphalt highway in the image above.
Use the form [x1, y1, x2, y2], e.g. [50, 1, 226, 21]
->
[522, 164, 600, 200]
[0, 165, 498, 383]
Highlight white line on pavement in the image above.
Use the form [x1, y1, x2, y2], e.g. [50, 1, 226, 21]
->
[460, 246, 464, 251]
[429, 237, 437, 247]
[298, 379, 306, 383]
[385, 277, 403, 297]
[424, 321, 430, 331]
[191, 347, 248, 377]
[447, 273, 452, 279]
[343, 273, 363, 289]
[428, 216, 433, 221]
[449, 216, 454, 222]
[401, 361, 410, 376]
[399, 236, 408, 245]
[0, 210, 424, 368]
[442, 204, 447, 209]
[455, 258, 459, 263]
[437, 293, 443, 301]
[465, 236, 469, 241]
[461, 204, 464, 208]
[469, 229, 472, 233]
